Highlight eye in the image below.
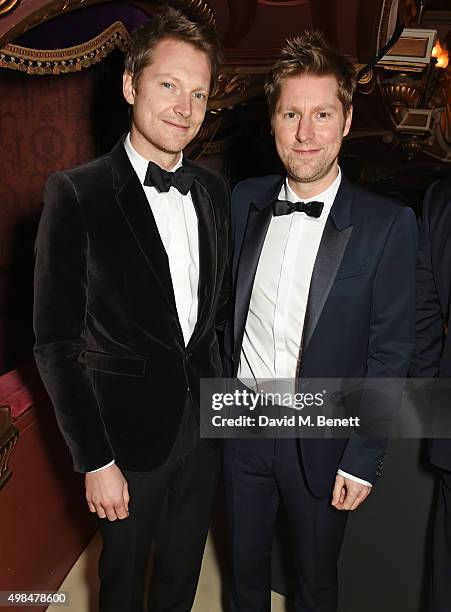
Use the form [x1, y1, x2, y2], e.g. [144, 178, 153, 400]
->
[193, 92, 207, 101]
[161, 82, 174, 90]
[283, 112, 298, 120]
[316, 111, 330, 120]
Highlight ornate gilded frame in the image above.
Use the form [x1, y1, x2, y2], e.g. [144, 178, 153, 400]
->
[0, 0, 215, 48]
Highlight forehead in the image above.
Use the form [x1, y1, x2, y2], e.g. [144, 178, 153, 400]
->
[277, 73, 341, 107]
[144, 37, 211, 82]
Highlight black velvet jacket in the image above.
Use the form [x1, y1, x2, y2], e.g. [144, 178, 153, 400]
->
[33, 137, 230, 473]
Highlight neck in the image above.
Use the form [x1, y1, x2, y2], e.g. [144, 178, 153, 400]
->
[287, 163, 339, 199]
[130, 127, 181, 170]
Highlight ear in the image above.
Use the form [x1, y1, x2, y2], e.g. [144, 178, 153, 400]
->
[123, 71, 135, 106]
[270, 116, 275, 137]
[343, 105, 353, 138]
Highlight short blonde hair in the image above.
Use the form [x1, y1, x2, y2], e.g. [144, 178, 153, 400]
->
[265, 31, 356, 117]
[125, 6, 221, 92]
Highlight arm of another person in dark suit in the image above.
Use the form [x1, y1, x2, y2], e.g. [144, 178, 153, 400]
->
[33, 172, 114, 472]
[339, 204, 418, 486]
[215, 176, 232, 377]
[215, 175, 232, 335]
[410, 182, 444, 378]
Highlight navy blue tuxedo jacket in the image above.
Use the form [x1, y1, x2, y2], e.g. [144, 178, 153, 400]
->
[227, 173, 417, 497]
[410, 178, 451, 470]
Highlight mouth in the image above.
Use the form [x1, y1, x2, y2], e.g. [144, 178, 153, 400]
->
[292, 148, 321, 157]
[162, 120, 190, 132]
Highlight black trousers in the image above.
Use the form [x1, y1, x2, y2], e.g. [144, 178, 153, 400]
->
[98, 398, 221, 612]
[223, 437, 348, 612]
[430, 469, 451, 612]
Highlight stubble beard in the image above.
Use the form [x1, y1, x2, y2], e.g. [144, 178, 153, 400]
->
[285, 151, 337, 185]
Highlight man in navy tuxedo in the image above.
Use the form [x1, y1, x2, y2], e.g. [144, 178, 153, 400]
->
[223, 32, 417, 611]
[410, 178, 451, 612]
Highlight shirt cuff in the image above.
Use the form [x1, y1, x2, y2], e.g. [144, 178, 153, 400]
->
[337, 469, 372, 487]
[88, 460, 115, 473]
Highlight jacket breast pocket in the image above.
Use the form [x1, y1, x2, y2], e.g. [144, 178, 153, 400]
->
[82, 351, 146, 377]
[335, 262, 368, 281]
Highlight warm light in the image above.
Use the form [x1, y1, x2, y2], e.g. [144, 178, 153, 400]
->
[432, 40, 449, 69]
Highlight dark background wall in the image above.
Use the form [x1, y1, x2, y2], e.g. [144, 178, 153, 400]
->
[0, 51, 129, 375]
[0, 68, 96, 374]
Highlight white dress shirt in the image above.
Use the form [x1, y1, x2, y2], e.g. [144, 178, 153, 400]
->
[89, 134, 199, 473]
[124, 134, 199, 346]
[238, 168, 371, 487]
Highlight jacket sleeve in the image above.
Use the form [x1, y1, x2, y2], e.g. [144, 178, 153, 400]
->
[409, 182, 444, 378]
[215, 175, 232, 334]
[33, 172, 114, 472]
[339, 205, 418, 483]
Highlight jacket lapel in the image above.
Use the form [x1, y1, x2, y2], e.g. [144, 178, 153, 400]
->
[234, 177, 284, 363]
[302, 175, 354, 351]
[187, 173, 217, 349]
[110, 139, 177, 312]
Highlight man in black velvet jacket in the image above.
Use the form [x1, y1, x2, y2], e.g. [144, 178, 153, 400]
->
[410, 178, 451, 612]
[33, 8, 229, 612]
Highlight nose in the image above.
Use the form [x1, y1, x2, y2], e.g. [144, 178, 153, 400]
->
[295, 115, 314, 143]
[174, 92, 192, 119]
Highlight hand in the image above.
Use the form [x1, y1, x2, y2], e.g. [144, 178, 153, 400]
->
[85, 463, 130, 521]
[331, 475, 371, 511]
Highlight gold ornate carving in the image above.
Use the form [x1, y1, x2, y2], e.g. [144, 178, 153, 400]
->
[209, 60, 374, 110]
[380, 77, 421, 121]
[0, 406, 18, 490]
[0, 0, 216, 48]
[0, 21, 130, 74]
[209, 71, 266, 110]
[0, 0, 19, 17]
[176, 0, 215, 29]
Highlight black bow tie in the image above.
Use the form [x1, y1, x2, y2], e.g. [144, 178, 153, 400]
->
[144, 160, 195, 195]
[273, 199, 324, 218]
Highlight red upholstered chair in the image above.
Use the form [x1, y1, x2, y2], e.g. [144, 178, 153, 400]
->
[0, 362, 96, 611]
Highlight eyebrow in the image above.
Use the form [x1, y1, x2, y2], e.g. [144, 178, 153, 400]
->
[280, 102, 338, 112]
[312, 104, 337, 112]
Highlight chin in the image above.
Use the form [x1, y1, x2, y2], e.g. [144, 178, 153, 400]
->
[157, 141, 186, 155]
[164, 136, 192, 152]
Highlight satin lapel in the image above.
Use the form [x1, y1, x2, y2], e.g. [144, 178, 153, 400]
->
[302, 220, 352, 350]
[188, 178, 217, 349]
[302, 176, 354, 351]
[234, 203, 273, 360]
[114, 168, 177, 313]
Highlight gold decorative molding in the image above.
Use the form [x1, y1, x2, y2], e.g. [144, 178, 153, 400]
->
[209, 61, 374, 110]
[0, 0, 19, 17]
[0, 20, 130, 74]
[209, 70, 267, 110]
[175, 0, 215, 30]
[0, 0, 103, 48]
[0, 0, 216, 48]
[0, 406, 18, 490]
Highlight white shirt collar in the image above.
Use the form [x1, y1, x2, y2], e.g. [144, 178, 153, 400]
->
[124, 133, 183, 185]
[280, 167, 342, 213]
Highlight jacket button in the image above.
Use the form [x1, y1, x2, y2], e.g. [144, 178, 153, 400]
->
[187, 351, 193, 358]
